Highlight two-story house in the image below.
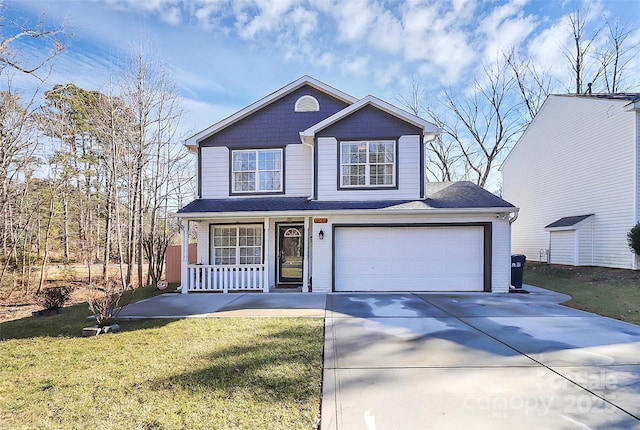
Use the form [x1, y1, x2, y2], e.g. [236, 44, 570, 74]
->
[176, 76, 517, 293]
[501, 94, 640, 270]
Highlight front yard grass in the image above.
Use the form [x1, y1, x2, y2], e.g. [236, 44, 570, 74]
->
[0, 289, 324, 429]
[524, 263, 640, 325]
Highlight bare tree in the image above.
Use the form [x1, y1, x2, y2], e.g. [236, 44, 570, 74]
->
[562, 8, 606, 94]
[504, 49, 553, 122]
[119, 42, 187, 288]
[598, 19, 639, 93]
[397, 76, 461, 182]
[0, 89, 41, 297]
[433, 61, 527, 188]
[0, 9, 69, 80]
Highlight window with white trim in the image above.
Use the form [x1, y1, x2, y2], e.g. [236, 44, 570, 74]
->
[211, 225, 263, 265]
[232, 149, 282, 193]
[340, 140, 395, 187]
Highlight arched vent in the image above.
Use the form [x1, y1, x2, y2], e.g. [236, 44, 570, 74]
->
[295, 95, 319, 112]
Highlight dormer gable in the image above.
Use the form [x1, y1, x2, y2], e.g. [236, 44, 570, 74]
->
[186, 76, 357, 150]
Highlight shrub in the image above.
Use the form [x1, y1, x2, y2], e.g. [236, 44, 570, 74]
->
[627, 223, 640, 256]
[35, 286, 72, 310]
[88, 280, 128, 327]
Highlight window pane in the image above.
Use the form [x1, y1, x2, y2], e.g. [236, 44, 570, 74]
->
[258, 150, 282, 170]
[258, 171, 281, 191]
[234, 172, 255, 192]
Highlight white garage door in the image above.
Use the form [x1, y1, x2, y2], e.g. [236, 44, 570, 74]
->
[334, 226, 485, 292]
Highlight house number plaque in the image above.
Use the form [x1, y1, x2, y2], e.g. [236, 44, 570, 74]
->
[314, 218, 328, 224]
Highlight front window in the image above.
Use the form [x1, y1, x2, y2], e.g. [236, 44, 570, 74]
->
[340, 140, 395, 187]
[232, 149, 282, 193]
[212, 225, 262, 265]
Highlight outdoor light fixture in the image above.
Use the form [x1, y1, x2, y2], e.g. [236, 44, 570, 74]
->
[319, 230, 324, 240]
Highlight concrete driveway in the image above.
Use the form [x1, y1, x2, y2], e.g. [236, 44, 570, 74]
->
[322, 287, 640, 429]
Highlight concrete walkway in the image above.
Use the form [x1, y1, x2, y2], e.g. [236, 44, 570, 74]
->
[118, 286, 640, 429]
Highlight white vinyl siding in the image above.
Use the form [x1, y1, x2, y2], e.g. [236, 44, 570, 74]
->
[549, 231, 576, 265]
[200, 144, 311, 198]
[200, 147, 228, 199]
[317, 136, 421, 200]
[502, 96, 637, 269]
[285, 143, 312, 197]
[577, 223, 594, 266]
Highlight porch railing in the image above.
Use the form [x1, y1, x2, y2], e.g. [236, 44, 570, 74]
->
[186, 264, 265, 292]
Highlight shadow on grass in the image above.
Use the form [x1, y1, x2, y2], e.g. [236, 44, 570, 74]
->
[0, 286, 177, 341]
[145, 323, 323, 404]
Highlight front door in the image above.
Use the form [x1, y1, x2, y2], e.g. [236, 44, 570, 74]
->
[277, 225, 304, 284]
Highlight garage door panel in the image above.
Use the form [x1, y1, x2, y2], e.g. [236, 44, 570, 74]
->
[334, 226, 484, 292]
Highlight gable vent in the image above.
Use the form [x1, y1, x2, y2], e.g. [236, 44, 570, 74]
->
[295, 95, 320, 112]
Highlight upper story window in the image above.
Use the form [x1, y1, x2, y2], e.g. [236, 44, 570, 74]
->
[340, 140, 396, 188]
[295, 95, 319, 112]
[232, 149, 283, 193]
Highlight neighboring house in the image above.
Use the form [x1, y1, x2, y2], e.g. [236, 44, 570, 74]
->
[501, 94, 640, 269]
[176, 76, 517, 293]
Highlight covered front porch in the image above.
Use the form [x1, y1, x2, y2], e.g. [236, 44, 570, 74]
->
[178, 216, 314, 293]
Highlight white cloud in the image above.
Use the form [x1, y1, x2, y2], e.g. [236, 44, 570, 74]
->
[328, 0, 377, 42]
[399, 0, 477, 84]
[478, 0, 537, 62]
[368, 9, 404, 54]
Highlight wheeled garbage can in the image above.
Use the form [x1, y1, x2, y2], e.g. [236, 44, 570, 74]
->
[510, 254, 526, 292]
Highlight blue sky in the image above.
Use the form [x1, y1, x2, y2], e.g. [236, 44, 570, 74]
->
[3, 0, 640, 138]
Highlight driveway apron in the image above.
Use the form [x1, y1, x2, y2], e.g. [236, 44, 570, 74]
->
[322, 291, 640, 430]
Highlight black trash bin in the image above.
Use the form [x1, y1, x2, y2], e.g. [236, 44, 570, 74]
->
[510, 254, 526, 292]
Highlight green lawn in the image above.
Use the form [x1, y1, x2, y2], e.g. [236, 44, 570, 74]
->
[524, 263, 640, 325]
[0, 288, 324, 429]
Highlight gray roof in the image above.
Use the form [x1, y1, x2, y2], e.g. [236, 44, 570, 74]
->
[545, 214, 594, 229]
[177, 181, 515, 214]
[556, 93, 640, 103]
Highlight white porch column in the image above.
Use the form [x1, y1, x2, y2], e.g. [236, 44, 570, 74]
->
[263, 217, 270, 292]
[302, 216, 310, 292]
[180, 220, 189, 294]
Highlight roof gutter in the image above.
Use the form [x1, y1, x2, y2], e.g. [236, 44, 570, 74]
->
[175, 206, 519, 220]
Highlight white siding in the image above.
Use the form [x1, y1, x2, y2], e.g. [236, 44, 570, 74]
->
[502, 96, 637, 269]
[285, 144, 312, 197]
[636, 110, 640, 270]
[195, 221, 210, 264]
[492, 219, 512, 293]
[549, 231, 576, 265]
[200, 147, 229, 199]
[200, 144, 311, 199]
[577, 222, 594, 266]
[316, 135, 422, 201]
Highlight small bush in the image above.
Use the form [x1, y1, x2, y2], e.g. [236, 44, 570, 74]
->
[88, 280, 128, 327]
[627, 223, 640, 256]
[35, 286, 72, 310]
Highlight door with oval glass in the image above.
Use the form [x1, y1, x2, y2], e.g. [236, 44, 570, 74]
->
[277, 225, 304, 284]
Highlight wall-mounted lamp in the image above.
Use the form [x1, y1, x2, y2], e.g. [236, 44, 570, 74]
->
[318, 230, 324, 240]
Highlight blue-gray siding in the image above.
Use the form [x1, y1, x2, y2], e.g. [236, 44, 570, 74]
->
[199, 85, 350, 148]
[317, 105, 422, 139]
